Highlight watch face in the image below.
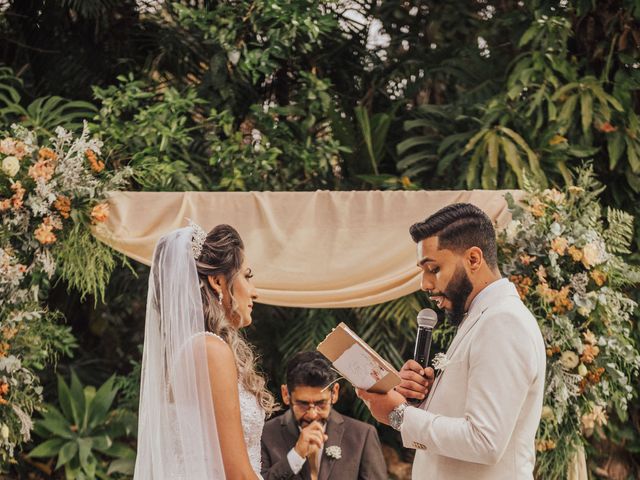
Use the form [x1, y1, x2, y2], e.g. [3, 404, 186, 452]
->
[389, 406, 404, 430]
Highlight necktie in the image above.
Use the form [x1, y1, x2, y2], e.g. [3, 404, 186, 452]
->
[308, 448, 319, 480]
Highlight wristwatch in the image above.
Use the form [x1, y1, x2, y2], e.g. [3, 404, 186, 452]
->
[388, 402, 409, 431]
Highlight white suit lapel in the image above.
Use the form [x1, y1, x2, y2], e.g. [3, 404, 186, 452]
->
[423, 279, 519, 411]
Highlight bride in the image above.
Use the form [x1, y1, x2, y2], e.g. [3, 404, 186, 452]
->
[134, 223, 277, 479]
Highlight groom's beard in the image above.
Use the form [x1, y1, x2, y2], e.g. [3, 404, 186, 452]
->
[444, 264, 473, 327]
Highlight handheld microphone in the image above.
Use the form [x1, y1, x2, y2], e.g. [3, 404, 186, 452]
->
[408, 308, 438, 405]
[413, 308, 438, 368]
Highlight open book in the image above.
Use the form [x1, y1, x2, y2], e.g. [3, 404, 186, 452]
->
[317, 323, 401, 394]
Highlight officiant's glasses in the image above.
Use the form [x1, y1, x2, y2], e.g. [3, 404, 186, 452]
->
[292, 393, 334, 413]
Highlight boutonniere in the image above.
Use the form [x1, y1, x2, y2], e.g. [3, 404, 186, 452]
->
[325, 446, 342, 460]
[432, 352, 449, 372]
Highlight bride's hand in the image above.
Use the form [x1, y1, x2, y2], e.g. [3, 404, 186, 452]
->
[294, 421, 327, 458]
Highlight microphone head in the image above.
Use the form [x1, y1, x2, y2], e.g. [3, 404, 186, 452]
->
[417, 308, 438, 329]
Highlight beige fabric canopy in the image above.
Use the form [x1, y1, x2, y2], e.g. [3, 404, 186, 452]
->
[95, 190, 520, 308]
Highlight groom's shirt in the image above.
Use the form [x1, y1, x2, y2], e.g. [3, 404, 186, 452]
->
[401, 278, 546, 480]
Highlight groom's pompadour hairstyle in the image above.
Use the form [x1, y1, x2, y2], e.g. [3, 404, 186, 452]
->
[409, 203, 499, 269]
[286, 351, 338, 393]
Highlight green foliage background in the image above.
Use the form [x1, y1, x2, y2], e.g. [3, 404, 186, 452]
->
[1, 0, 639, 478]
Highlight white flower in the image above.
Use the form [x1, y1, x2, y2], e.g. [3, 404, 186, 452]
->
[2, 156, 20, 177]
[325, 445, 342, 459]
[541, 405, 555, 421]
[582, 242, 605, 268]
[227, 49, 241, 65]
[560, 351, 579, 369]
[0, 424, 9, 441]
[432, 352, 449, 372]
[0, 355, 22, 374]
[11, 405, 32, 442]
[578, 363, 588, 377]
[504, 220, 521, 242]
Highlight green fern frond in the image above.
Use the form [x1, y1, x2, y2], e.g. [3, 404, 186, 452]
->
[604, 207, 635, 254]
[55, 224, 121, 304]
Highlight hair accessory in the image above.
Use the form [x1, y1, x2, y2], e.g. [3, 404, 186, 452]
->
[188, 220, 206, 259]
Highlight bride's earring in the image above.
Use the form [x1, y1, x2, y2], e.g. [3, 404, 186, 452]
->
[217, 291, 224, 306]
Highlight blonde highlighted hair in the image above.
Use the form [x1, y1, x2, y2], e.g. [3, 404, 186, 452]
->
[195, 224, 277, 415]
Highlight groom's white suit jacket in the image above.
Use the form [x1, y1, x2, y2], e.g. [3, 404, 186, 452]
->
[401, 278, 546, 480]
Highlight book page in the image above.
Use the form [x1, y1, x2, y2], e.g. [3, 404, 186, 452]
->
[333, 343, 388, 390]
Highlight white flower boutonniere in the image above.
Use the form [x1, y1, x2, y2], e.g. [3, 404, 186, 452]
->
[432, 352, 449, 372]
[325, 446, 342, 460]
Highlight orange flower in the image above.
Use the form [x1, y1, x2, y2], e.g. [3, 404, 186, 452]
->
[581, 344, 600, 364]
[552, 285, 573, 314]
[567, 245, 583, 262]
[0, 199, 10, 211]
[0, 342, 10, 358]
[590, 269, 607, 286]
[38, 147, 58, 162]
[519, 253, 536, 266]
[85, 149, 105, 173]
[53, 195, 71, 219]
[536, 265, 548, 282]
[530, 200, 546, 218]
[0, 138, 27, 158]
[91, 202, 109, 223]
[43, 215, 63, 230]
[1, 326, 18, 340]
[34, 222, 57, 245]
[551, 237, 568, 255]
[28, 159, 55, 182]
[598, 122, 617, 133]
[510, 275, 533, 299]
[535, 439, 557, 452]
[0, 381, 9, 404]
[10, 181, 25, 209]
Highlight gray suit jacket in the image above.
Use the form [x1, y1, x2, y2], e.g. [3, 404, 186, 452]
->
[261, 409, 387, 480]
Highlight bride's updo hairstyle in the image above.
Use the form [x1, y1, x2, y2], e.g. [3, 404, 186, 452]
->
[195, 224, 276, 414]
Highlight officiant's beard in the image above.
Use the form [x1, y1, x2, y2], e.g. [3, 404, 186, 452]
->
[444, 263, 473, 327]
[297, 416, 328, 429]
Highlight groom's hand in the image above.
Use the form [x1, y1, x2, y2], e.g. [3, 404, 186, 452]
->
[294, 421, 327, 458]
[396, 360, 434, 401]
[356, 388, 406, 425]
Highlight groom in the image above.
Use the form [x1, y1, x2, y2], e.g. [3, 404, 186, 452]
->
[358, 203, 546, 479]
[261, 351, 387, 480]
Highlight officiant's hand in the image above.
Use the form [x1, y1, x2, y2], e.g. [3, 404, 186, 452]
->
[355, 388, 405, 425]
[396, 360, 434, 401]
[294, 421, 328, 458]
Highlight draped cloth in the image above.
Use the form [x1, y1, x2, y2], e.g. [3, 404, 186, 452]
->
[94, 190, 520, 308]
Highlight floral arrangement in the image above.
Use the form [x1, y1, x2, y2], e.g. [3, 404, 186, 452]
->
[498, 167, 640, 479]
[0, 123, 129, 467]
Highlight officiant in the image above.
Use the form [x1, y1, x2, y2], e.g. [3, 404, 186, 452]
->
[261, 351, 387, 480]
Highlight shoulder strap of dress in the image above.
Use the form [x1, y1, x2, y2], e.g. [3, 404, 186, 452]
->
[203, 331, 225, 343]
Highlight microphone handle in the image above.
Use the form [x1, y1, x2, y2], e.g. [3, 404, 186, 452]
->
[413, 326, 433, 368]
[408, 327, 433, 405]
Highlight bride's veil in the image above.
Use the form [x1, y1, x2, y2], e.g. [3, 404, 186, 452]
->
[134, 226, 226, 479]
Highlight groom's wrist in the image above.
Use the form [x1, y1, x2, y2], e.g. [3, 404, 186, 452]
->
[388, 402, 409, 431]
